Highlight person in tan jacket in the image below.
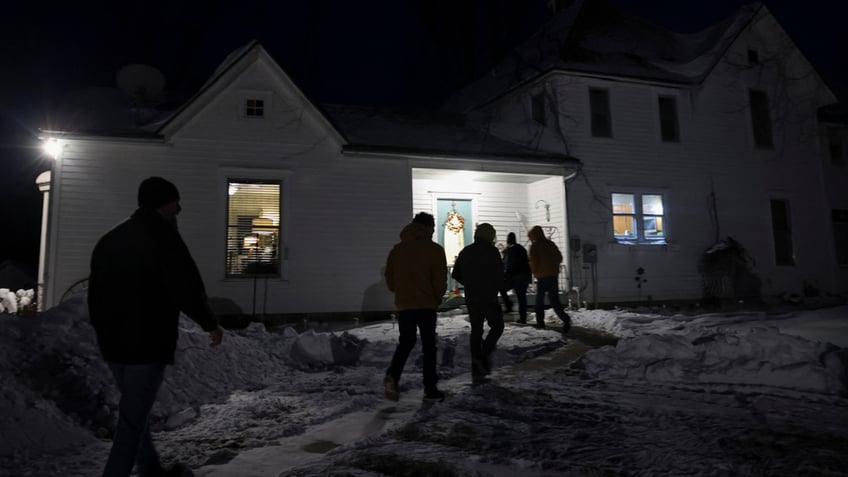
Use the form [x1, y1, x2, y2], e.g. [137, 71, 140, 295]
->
[527, 225, 571, 335]
[384, 212, 448, 401]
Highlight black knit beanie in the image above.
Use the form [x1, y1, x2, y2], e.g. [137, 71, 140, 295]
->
[138, 177, 180, 209]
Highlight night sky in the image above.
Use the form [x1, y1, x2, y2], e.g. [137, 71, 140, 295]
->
[1, 0, 846, 269]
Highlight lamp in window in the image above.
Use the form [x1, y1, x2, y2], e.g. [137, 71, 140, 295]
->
[243, 234, 259, 256]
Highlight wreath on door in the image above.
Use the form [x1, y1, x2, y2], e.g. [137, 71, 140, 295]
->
[444, 211, 465, 233]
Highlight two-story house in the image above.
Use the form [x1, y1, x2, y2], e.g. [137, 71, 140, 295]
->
[443, 0, 846, 305]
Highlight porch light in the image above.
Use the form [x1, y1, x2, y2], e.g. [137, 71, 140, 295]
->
[41, 138, 63, 160]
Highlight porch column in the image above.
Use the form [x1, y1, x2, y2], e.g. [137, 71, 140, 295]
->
[35, 170, 51, 312]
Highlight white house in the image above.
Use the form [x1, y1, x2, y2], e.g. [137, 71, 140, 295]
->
[36, 1, 846, 321]
[36, 41, 578, 321]
[443, 0, 847, 305]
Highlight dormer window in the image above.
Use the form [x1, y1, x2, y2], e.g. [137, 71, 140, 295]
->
[245, 99, 265, 117]
[747, 49, 759, 65]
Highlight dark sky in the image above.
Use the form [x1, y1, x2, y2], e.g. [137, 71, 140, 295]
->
[1, 0, 845, 270]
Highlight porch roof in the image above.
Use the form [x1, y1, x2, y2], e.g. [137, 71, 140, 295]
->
[323, 104, 578, 167]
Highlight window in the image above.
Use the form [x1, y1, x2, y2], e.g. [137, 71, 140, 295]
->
[770, 199, 794, 266]
[747, 49, 759, 65]
[531, 92, 546, 125]
[658, 96, 680, 142]
[612, 193, 665, 243]
[589, 88, 612, 137]
[245, 99, 265, 117]
[749, 90, 773, 149]
[226, 180, 281, 277]
[833, 209, 848, 266]
[828, 127, 845, 166]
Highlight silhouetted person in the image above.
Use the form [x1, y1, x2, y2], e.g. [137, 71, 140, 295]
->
[383, 212, 448, 402]
[528, 225, 571, 335]
[88, 177, 223, 477]
[452, 223, 505, 382]
[499, 232, 532, 323]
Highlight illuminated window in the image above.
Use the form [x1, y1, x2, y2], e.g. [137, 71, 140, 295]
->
[612, 193, 665, 243]
[226, 180, 281, 276]
[245, 99, 265, 117]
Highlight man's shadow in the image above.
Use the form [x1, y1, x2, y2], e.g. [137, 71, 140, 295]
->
[361, 267, 394, 322]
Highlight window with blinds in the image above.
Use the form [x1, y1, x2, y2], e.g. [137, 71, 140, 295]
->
[226, 180, 281, 277]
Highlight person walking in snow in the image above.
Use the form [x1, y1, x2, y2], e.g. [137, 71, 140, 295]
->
[384, 212, 448, 402]
[88, 176, 223, 477]
[451, 223, 505, 382]
[527, 225, 571, 335]
[498, 231, 532, 324]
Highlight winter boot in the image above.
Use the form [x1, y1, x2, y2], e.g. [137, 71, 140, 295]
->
[383, 375, 399, 402]
[423, 387, 446, 402]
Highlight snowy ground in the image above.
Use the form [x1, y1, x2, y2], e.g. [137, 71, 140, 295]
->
[1, 297, 847, 476]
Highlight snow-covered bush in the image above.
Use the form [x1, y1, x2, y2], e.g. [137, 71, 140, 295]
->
[0, 288, 36, 315]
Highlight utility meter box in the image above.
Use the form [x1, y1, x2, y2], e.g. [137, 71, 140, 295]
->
[582, 243, 598, 263]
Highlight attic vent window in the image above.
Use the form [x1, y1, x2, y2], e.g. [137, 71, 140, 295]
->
[747, 49, 759, 65]
[245, 99, 265, 117]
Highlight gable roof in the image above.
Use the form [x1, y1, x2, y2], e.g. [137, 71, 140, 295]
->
[154, 41, 343, 144]
[442, 0, 764, 112]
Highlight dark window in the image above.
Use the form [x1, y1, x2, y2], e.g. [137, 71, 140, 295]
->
[658, 96, 680, 142]
[245, 99, 265, 117]
[833, 209, 848, 266]
[770, 199, 794, 266]
[589, 88, 612, 137]
[747, 49, 759, 65]
[226, 180, 281, 277]
[531, 93, 546, 125]
[829, 127, 844, 166]
[749, 90, 773, 149]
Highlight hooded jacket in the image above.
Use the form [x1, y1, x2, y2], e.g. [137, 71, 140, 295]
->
[88, 208, 218, 364]
[451, 238, 504, 300]
[385, 222, 448, 311]
[528, 226, 563, 279]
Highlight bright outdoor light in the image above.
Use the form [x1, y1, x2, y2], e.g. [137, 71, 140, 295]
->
[42, 138, 63, 159]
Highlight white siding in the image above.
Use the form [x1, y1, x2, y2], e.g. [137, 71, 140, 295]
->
[481, 12, 843, 303]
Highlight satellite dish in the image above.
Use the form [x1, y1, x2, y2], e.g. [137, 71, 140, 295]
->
[116, 64, 166, 105]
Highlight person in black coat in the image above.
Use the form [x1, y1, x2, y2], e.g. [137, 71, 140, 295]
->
[499, 232, 532, 323]
[451, 223, 505, 381]
[88, 176, 222, 477]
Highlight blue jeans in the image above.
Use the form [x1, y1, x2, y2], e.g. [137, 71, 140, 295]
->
[534, 276, 569, 326]
[386, 309, 438, 391]
[103, 362, 166, 477]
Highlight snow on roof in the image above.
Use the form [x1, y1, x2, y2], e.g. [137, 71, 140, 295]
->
[443, 0, 762, 112]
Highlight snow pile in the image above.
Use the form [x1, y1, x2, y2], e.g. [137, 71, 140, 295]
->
[0, 288, 34, 314]
[576, 327, 847, 394]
